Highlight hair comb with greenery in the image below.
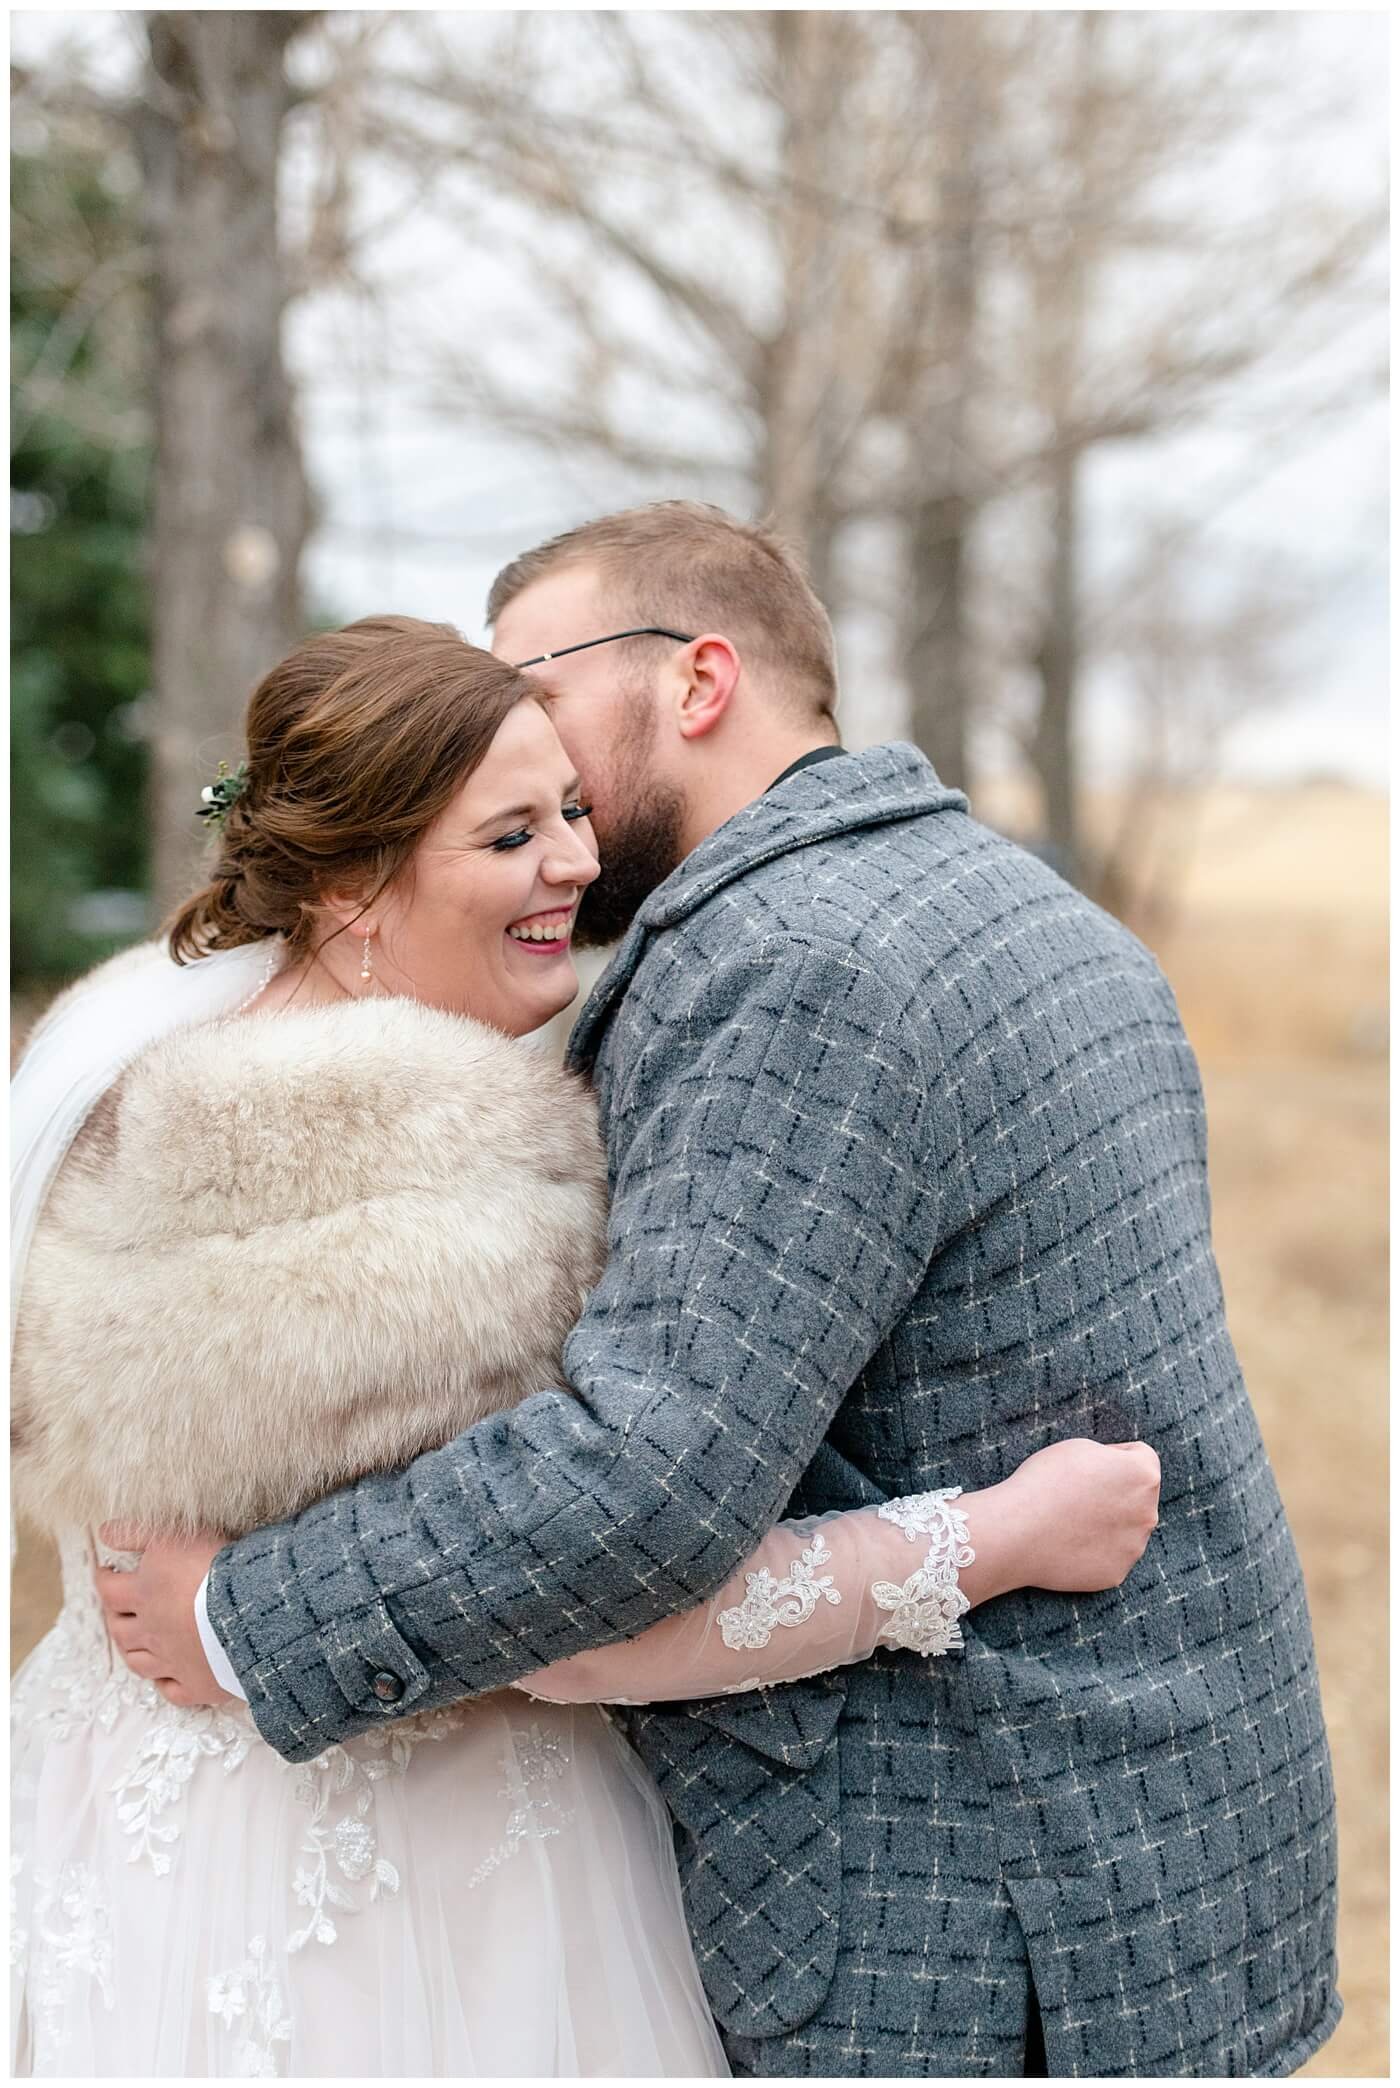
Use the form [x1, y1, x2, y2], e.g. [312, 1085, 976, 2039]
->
[197, 760, 249, 827]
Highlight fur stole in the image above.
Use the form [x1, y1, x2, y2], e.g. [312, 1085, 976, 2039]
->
[11, 995, 608, 1539]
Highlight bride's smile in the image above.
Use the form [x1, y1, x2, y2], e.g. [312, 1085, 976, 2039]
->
[504, 906, 577, 954]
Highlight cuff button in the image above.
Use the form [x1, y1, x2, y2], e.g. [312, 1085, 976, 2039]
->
[370, 1670, 405, 1705]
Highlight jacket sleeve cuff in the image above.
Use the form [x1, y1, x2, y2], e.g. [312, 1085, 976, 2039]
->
[206, 1542, 439, 1761]
[195, 1572, 247, 1700]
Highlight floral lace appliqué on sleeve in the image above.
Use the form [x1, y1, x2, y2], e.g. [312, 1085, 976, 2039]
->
[871, 1488, 975, 1655]
[717, 1529, 842, 1651]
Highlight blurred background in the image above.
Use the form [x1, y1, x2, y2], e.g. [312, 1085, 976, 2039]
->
[10, 12, 1387, 2072]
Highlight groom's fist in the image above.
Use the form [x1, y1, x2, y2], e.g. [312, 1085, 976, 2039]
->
[93, 1522, 235, 1708]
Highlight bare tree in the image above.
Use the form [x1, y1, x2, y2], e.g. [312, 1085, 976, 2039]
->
[137, 12, 318, 910]
[884, 13, 1001, 792]
[995, 11, 1384, 884]
[356, 12, 1380, 851]
[23, 9, 1376, 918]
[1093, 547, 1319, 933]
[350, 13, 939, 614]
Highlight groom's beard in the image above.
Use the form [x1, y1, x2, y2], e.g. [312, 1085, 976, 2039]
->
[573, 782, 686, 950]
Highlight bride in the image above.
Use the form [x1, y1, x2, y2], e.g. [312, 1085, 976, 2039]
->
[10, 615, 1160, 2077]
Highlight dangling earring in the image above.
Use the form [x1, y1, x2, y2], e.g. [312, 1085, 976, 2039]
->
[359, 930, 374, 986]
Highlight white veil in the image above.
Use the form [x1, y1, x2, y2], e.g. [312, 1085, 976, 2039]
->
[10, 937, 277, 1341]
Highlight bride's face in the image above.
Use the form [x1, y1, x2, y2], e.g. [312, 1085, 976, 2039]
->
[365, 698, 600, 1035]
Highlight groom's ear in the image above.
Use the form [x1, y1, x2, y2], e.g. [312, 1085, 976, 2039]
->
[673, 634, 740, 742]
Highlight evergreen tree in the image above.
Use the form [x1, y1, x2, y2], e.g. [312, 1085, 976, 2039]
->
[11, 136, 152, 985]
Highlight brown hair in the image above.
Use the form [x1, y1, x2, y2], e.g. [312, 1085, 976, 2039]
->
[486, 501, 839, 724]
[165, 616, 534, 965]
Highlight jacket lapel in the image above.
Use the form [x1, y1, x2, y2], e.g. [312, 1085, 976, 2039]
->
[564, 917, 653, 1076]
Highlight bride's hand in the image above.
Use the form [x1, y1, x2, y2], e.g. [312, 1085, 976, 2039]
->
[93, 1521, 236, 1709]
[965, 1439, 1161, 1600]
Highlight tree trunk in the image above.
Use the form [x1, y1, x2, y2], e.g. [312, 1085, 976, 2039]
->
[901, 491, 972, 790]
[1032, 444, 1082, 885]
[894, 16, 982, 795]
[137, 12, 314, 916]
[756, 12, 862, 612]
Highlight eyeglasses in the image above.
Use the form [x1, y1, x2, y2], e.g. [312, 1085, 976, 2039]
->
[510, 627, 695, 669]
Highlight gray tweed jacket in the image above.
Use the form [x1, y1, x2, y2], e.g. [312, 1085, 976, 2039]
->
[208, 744, 1339, 2078]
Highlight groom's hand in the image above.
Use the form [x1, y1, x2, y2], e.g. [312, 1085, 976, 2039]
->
[93, 1522, 235, 1709]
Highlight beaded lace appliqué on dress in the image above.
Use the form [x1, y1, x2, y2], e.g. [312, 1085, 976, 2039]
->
[207, 1935, 293, 2078]
[28, 1862, 116, 2060]
[285, 1705, 467, 1952]
[465, 1724, 575, 1892]
[113, 1708, 253, 1876]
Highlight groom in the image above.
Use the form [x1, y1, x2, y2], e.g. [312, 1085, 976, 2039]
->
[100, 502, 1338, 2076]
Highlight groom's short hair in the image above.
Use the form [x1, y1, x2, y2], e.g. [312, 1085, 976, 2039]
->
[487, 501, 839, 723]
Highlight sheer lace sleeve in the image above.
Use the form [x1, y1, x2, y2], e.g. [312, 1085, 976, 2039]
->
[515, 1491, 974, 1706]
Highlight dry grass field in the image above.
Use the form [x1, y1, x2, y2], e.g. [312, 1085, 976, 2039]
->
[11, 783, 1387, 2074]
[1140, 787, 1389, 2080]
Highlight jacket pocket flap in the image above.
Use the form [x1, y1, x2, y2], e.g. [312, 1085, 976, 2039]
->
[621, 1681, 846, 2038]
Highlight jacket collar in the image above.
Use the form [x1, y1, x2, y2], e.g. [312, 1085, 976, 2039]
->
[567, 742, 966, 1074]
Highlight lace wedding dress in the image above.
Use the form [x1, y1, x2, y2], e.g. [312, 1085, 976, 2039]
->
[11, 1496, 973, 2077]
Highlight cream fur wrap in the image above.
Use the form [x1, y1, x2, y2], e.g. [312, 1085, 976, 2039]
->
[11, 997, 608, 1539]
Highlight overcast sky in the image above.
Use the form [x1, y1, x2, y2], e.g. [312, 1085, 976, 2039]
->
[13, 8, 1390, 789]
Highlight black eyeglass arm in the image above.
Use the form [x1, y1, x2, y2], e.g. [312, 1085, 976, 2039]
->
[512, 627, 696, 668]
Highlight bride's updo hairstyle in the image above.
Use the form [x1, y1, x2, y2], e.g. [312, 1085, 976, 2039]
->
[166, 616, 534, 964]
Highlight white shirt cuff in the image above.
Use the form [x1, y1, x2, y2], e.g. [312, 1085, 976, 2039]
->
[196, 1572, 248, 1701]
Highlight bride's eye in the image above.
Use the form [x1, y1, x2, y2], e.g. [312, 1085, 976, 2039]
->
[491, 804, 591, 852]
